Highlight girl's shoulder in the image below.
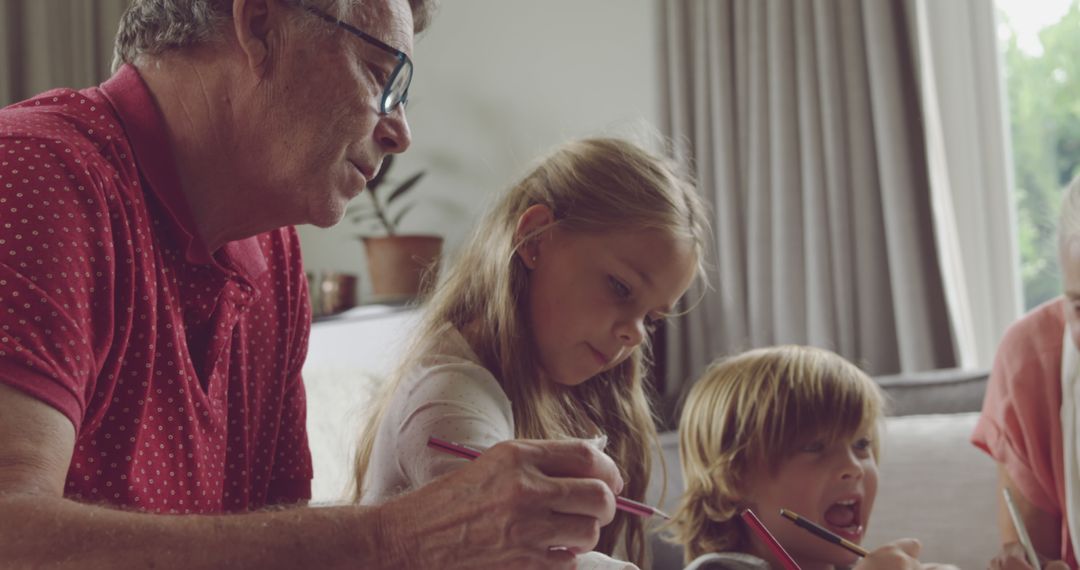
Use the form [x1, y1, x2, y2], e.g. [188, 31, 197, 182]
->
[411, 323, 494, 370]
[397, 325, 511, 416]
[682, 552, 771, 570]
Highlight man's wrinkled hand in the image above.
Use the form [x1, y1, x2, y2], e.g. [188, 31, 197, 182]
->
[378, 438, 623, 570]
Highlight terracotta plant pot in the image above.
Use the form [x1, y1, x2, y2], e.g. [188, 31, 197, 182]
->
[362, 235, 443, 302]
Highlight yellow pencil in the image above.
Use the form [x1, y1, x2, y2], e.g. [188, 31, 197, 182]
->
[779, 509, 869, 557]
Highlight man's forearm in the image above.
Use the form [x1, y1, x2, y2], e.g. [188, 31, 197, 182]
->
[0, 493, 395, 570]
[0, 438, 624, 570]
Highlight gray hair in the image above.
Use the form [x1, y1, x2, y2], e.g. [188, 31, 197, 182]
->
[112, 0, 437, 71]
[1059, 173, 1080, 254]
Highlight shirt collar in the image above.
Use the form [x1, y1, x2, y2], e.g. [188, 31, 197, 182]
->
[98, 64, 268, 280]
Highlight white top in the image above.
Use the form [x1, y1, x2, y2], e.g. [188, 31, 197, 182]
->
[359, 325, 637, 569]
[359, 325, 514, 502]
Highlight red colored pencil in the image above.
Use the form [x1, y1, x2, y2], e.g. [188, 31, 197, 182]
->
[427, 436, 671, 520]
[740, 509, 801, 570]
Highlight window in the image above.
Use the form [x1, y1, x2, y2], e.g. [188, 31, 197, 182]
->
[996, 0, 1080, 309]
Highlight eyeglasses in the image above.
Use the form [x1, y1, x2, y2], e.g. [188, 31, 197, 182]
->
[303, 6, 413, 115]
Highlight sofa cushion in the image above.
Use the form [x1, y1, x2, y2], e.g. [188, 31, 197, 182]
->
[304, 306, 421, 503]
[876, 368, 988, 416]
[865, 412, 997, 567]
[304, 366, 386, 502]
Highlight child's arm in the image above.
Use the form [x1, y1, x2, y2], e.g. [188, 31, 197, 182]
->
[989, 543, 1069, 570]
[994, 465, 1062, 562]
[852, 539, 958, 570]
[395, 364, 515, 486]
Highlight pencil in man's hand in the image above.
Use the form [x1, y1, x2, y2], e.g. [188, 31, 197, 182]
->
[426, 436, 671, 520]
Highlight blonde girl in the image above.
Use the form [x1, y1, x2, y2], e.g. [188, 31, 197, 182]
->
[669, 346, 956, 570]
[353, 137, 708, 567]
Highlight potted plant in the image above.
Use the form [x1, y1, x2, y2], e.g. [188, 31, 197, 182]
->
[346, 155, 443, 302]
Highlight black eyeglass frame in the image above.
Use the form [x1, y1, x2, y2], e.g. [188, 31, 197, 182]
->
[303, 5, 413, 115]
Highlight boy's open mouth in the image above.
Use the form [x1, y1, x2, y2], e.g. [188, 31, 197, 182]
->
[822, 498, 863, 541]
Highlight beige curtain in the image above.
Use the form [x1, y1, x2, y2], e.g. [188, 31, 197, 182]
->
[659, 0, 976, 422]
[912, 0, 1022, 369]
[1, 0, 128, 106]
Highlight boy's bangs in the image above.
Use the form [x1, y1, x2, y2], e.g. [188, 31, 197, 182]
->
[754, 353, 884, 469]
[785, 375, 879, 451]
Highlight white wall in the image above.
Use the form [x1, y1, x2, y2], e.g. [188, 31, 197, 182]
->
[297, 0, 664, 300]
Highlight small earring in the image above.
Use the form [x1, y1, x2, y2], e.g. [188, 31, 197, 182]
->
[531, 256, 537, 262]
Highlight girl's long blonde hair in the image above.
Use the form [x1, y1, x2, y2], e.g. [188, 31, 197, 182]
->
[353, 137, 709, 565]
[667, 345, 886, 562]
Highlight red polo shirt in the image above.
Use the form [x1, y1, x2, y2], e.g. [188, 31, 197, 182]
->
[0, 65, 313, 512]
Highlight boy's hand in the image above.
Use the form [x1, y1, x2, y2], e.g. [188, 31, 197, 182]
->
[852, 538, 959, 570]
[989, 541, 1068, 570]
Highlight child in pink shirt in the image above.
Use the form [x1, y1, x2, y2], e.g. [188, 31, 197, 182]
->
[972, 297, 1075, 566]
[974, 174, 1080, 568]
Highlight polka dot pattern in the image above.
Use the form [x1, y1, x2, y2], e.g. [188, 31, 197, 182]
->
[0, 67, 313, 513]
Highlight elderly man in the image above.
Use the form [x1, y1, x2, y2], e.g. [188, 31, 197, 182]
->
[0, 1, 621, 568]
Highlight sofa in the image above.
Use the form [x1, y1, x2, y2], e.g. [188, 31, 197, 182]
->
[303, 308, 1002, 569]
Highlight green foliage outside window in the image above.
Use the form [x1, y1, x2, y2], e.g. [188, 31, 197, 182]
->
[999, 0, 1080, 309]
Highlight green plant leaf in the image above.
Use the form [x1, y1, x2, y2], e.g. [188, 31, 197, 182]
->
[391, 203, 416, 229]
[367, 154, 395, 196]
[386, 171, 426, 205]
[350, 212, 379, 224]
[345, 201, 376, 216]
